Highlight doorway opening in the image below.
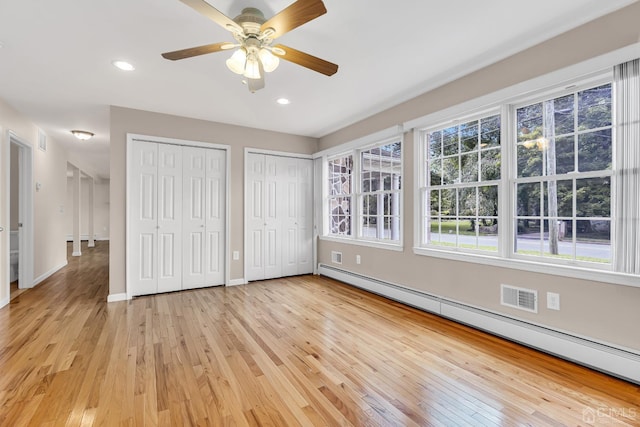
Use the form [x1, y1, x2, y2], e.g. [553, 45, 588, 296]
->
[7, 132, 34, 301]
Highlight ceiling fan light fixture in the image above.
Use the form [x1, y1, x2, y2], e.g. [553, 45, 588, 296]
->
[226, 48, 247, 74]
[243, 55, 261, 79]
[259, 48, 279, 73]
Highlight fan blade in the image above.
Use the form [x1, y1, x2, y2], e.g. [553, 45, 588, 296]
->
[179, 0, 242, 33]
[273, 44, 338, 76]
[261, 0, 326, 39]
[162, 42, 230, 60]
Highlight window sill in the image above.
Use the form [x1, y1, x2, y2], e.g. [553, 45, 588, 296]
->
[320, 235, 404, 252]
[413, 246, 640, 288]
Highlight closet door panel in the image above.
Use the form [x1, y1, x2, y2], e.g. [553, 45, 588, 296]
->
[205, 149, 225, 285]
[297, 159, 314, 274]
[263, 155, 283, 279]
[130, 141, 159, 296]
[156, 144, 183, 293]
[182, 146, 207, 289]
[246, 153, 266, 281]
[281, 158, 299, 277]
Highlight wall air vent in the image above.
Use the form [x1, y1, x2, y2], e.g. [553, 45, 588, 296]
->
[331, 251, 343, 264]
[501, 284, 537, 313]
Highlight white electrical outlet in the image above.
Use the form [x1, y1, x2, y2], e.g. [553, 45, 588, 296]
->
[233, 251, 240, 260]
[356, 255, 361, 264]
[547, 292, 560, 310]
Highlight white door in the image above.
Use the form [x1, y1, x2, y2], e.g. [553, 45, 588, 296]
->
[282, 158, 313, 276]
[157, 144, 183, 293]
[205, 148, 225, 285]
[246, 153, 312, 281]
[130, 141, 159, 296]
[264, 155, 283, 279]
[182, 146, 207, 289]
[246, 153, 266, 281]
[297, 158, 314, 274]
[183, 146, 226, 289]
[281, 158, 300, 277]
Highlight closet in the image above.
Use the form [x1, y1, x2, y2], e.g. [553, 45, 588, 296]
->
[129, 139, 226, 296]
[246, 153, 313, 281]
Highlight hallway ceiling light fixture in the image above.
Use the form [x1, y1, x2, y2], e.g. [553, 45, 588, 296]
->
[112, 60, 135, 71]
[161, 0, 338, 93]
[71, 130, 95, 141]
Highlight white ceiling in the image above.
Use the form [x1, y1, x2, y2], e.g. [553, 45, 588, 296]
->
[1, 0, 636, 179]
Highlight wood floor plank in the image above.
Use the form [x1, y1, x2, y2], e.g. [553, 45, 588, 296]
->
[1, 241, 639, 426]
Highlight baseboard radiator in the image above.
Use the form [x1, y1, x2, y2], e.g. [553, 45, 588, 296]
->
[318, 264, 640, 385]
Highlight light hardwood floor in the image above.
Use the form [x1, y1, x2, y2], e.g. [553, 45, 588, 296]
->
[1, 241, 639, 426]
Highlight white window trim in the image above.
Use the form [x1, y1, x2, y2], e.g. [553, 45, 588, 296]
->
[411, 72, 640, 288]
[321, 133, 405, 250]
[325, 152, 354, 238]
[417, 107, 503, 255]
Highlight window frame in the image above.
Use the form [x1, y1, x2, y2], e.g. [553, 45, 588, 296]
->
[509, 81, 614, 267]
[322, 135, 404, 251]
[419, 108, 503, 255]
[412, 72, 640, 287]
[326, 153, 354, 238]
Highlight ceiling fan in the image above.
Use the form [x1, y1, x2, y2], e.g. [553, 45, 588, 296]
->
[162, 0, 338, 92]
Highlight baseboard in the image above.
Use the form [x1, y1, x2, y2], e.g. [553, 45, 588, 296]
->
[318, 263, 640, 385]
[66, 236, 110, 242]
[0, 295, 9, 309]
[107, 293, 128, 303]
[227, 278, 247, 286]
[33, 260, 68, 287]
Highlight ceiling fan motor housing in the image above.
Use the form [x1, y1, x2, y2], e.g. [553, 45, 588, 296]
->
[234, 7, 266, 35]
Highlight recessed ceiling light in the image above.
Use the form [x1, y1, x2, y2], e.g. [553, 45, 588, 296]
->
[276, 98, 290, 105]
[71, 130, 95, 140]
[112, 60, 135, 71]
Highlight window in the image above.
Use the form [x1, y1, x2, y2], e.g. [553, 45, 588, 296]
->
[325, 139, 403, 246]
[360, 142, 402, 242]
[514, 84, 612, 263]
[418, 79, 620, 272]
[327, 154, 353, 236]
[423, 113, 501, 251]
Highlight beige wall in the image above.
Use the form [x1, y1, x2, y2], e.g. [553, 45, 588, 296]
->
[65, 177, 110, 240]
[1, 98, 68, 305]
[109, 106, 318, 296]
[317, 3, 640, 351]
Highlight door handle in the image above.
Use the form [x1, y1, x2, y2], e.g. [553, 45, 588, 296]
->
[0, 226, 3, 232]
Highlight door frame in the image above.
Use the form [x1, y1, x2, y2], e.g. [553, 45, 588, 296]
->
[125, 133, 230, 299]
[4, 131, 35, 292]
[243, 148, 314, 283]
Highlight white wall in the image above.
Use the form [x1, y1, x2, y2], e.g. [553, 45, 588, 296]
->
[1, 98, 69, 306]
[65, 177, 110, 240]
